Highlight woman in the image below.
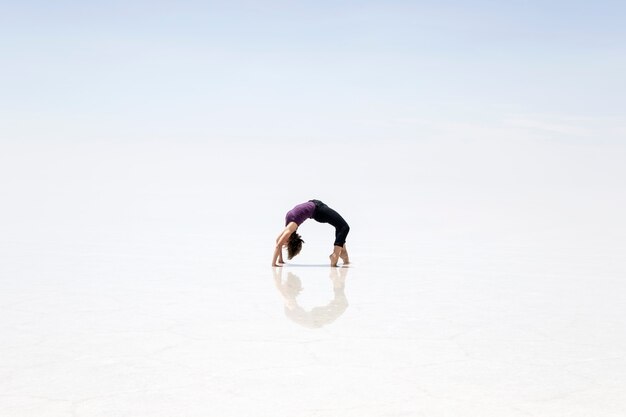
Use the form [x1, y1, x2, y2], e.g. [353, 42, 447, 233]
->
[272, 199, 350, 267]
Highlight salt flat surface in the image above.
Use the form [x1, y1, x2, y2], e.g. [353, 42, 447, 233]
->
[1, 140, 625, 416]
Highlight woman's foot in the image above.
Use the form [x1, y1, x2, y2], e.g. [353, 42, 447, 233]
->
[340, 247, 350, 265]
[330, 245, 344, 267]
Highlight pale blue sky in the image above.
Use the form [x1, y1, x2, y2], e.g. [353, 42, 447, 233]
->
[1, 1, 625, 142]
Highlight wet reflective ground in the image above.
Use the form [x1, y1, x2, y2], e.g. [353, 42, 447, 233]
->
[1, 140, 625, 416]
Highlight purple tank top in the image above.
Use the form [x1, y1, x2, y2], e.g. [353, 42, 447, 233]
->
[285, 201, 316, 226]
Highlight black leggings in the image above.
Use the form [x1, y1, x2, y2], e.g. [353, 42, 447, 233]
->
[309, 200, 350, 247]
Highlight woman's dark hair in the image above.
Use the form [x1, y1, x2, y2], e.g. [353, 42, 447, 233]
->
[287, 232, 304, 259]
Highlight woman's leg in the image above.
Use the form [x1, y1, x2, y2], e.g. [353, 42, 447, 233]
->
[333, 222, 350, 248]
[312, 203, 350, 245]
[311, 201, 350, 266]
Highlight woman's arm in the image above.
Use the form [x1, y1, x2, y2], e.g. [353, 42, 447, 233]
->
[278, 249, 284, 264]
[272, 245, 283, 267]
[272, 223, 297, 266]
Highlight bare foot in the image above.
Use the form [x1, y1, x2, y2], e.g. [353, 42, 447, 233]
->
[340, 248, 350, 265]
[329, 253, 339, 267]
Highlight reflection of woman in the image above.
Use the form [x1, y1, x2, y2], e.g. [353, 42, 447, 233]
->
[273, 267, 348, 329]
[272, 199, 350, 267]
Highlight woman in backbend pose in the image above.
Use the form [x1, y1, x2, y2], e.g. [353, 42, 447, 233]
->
[272, 199, 350, 267]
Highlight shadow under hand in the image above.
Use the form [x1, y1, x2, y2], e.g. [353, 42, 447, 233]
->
[272, 267, 349, 329]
